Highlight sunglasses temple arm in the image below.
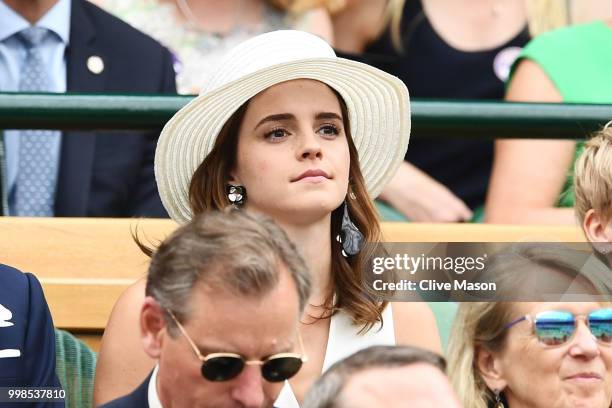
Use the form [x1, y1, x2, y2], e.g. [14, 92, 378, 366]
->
[298, 331, 308, 363]
[168, 310, 206, 361]
[504, 315, 528, 330]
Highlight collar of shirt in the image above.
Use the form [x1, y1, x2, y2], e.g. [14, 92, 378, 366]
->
[148, 365, 164, 408]
[0, 0, 71, 45]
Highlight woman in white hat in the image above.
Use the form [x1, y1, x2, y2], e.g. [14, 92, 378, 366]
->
[94, 30, 441, 407]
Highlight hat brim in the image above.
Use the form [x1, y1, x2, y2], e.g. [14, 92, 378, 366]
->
[155, 58, 410, 223]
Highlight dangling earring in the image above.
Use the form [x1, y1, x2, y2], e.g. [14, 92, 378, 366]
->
[226, 184, 246, 207]
[335, 201, 364, 257]
[493, 389, 505, 408]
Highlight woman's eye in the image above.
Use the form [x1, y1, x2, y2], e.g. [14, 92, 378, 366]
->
[318, 124, 340, 137]
[265, 128, 289, 140]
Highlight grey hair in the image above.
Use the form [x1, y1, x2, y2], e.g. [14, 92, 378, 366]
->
[145, 209, 312, 332]
[303, 345, 446, 408]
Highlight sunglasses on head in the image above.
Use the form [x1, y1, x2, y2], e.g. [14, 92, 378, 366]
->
[505, 308, 612, 347]
[168, 310, 307, 382]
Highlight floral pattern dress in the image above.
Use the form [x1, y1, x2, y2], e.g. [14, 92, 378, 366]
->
[98, 0, 313, 94]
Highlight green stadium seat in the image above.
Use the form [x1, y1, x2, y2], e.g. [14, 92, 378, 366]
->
[55, 329, 97, 408]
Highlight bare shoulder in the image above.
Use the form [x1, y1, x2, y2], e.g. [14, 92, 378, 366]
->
[111, 277, 146, 313]
[507, 59, 563, 103]
[94, 278, 153, 405]
[391, 302, 442, 353]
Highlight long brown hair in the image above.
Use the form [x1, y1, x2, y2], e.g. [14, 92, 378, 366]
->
[189, 84, 386, 331]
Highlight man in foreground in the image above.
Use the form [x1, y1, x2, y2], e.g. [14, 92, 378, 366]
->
[101, 210, 312, 408]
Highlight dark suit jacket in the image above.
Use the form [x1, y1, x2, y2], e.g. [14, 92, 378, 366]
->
[0, 0, 177, 217]
[99, 372, 151, 408]
[0, 264, 64, 407]
[59, 0, 177, 217]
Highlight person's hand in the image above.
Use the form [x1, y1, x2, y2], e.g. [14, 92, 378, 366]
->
[379, 162, 472, 222]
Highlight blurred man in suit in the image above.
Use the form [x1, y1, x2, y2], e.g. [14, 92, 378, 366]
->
[101, 211, 312, 408]
[0, 0, 176, 217]
[0, 263, 64, 407]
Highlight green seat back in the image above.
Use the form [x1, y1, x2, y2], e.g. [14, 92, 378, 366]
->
[428, 302, 458, 351]
[55, 329, 97, 408]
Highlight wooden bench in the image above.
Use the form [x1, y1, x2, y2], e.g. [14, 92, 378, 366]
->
[0, 217, 585, 350]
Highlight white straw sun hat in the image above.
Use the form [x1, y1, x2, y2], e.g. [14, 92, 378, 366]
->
[155, 30, 410, 223]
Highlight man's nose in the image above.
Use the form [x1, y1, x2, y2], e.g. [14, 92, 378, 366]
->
[230, 365, 266, 408]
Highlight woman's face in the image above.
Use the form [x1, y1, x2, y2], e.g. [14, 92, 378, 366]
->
[490, 302, 612, 408]
[232, 79, 350, 224]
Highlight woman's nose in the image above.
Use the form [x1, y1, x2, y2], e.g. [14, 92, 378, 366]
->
[568, 321, 600, 358]
[298, 131, 323, 160]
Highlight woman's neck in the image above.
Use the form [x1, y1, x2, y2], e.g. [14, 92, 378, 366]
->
[276, 216, 333, 310]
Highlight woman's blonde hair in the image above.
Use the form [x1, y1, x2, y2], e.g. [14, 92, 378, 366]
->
[384, 0, 406, 52]
[447, 243, 612, 408]
[574, 123, 612, 225]
[447, 302, 513, 408]
[525, 0, 571, 36]
[266, 0, 347, 14]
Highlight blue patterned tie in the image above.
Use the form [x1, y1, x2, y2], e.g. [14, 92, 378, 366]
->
[15, 27, 59, 216]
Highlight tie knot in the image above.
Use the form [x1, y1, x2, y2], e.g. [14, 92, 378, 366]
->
[17, 26, 48, 48]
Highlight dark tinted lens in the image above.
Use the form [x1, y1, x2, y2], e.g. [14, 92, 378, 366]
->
[202, 356, 244, 381]
[534, 311, 575, 346]
[262, 357, 303, 382]
[589, 308, 612, 343]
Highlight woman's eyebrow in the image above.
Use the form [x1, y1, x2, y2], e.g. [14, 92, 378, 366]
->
[315, 112, 342, 121]
[254, 113, 296, 130]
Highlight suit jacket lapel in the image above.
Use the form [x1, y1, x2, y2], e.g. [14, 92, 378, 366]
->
[56, 0, 105, 216]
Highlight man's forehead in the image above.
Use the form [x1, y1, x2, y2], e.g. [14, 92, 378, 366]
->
[341, 364, 457, 408]
[349, 364, 446, 386]
[192, 334, 294, 358]
[179, 285, 299, 357]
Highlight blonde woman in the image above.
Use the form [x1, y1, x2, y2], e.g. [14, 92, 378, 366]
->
[447, 245, 612, 408]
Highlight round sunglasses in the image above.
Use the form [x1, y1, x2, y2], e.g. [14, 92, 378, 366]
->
[168, 310, 308, 382]
[505, 308, 612, 347]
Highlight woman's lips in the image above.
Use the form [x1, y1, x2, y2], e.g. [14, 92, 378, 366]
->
[564, 373, 603, 383]
[292, 169, 331, 182]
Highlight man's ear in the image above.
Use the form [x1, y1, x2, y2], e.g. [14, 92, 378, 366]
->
[475, 346, 507, 393]
[584, 209, 612, 243]
[141, 296, 166, 360]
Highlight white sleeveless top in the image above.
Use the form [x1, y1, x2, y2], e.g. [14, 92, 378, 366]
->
[274, 305, 396, 408]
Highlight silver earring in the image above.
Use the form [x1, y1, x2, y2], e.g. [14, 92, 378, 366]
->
[494, 389, 505, 408]
[226, 184, 246, 207]
[335, 201, 364, 257]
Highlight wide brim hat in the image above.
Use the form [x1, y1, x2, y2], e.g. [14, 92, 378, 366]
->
[156, 30, 410, 223]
